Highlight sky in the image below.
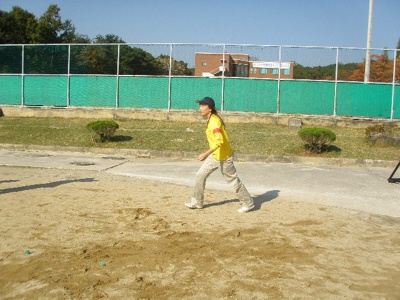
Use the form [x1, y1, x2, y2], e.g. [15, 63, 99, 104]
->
[1, 0, 399, 49]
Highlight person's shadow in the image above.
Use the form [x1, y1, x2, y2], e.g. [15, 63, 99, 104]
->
[204, 189, 280, 211]
[0, 180, 19, 184]
[0, 178, 97, 195]
[252, 189, 280, 210]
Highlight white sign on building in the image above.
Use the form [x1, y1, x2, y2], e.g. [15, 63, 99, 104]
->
[252, 62, 291, 69]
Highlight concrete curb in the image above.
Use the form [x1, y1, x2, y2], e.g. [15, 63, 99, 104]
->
[0, 143, 397, 168]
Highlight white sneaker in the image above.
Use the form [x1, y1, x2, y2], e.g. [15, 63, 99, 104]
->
[237, 205, 255, 213]
[185, 203, 203, 209]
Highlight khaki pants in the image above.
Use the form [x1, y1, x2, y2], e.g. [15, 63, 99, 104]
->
[192, 154, 253, 207]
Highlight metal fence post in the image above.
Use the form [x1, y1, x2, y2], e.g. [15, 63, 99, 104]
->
[334, 47, 339, 116]
[221, 44, 226, 112]
[168, 43, 173, 111]
[391, 49, 397, 120]
[67, 44, 71, 107]
[116, 44, 120, 108]
[21, 45, 25, 107]
[277, 46, 282, 114]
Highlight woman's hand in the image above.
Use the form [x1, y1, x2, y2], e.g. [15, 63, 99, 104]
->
[197, 152, 209, 161]
[197, 148, 215, 161]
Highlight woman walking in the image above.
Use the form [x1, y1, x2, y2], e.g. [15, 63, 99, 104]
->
[185, 97, 254, 213]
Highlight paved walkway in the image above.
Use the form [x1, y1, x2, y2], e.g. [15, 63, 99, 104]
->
[0, 149, 399, 218]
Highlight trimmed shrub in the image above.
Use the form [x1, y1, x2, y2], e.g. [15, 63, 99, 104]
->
[298, 127, 336, 153]
[365, 124, 393, 137]
[366, 124, 400, 146]
[86, 120, 119, 143]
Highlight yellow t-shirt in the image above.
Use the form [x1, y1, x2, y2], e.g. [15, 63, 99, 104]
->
[206, 114, 233, 161]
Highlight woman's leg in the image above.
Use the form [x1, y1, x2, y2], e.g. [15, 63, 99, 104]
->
[220, 156, 254, 208]
[190, 155, 219, 207]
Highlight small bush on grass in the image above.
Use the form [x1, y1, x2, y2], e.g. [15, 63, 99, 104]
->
[365, 124, 393, 137]
[298, 127, 336, 153]
[365, 124, 400, 146]
[86, 120, 119, 143]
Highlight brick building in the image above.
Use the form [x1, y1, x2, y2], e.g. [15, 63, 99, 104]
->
[194, 52, 294, 79]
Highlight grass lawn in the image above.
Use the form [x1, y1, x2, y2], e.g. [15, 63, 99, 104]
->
[0, 117, 399, 161]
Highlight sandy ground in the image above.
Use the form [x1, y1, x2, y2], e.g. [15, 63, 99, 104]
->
[1, 165, 400, 300]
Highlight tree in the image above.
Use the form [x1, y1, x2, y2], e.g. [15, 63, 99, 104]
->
[59, 19, 77, 43]
[397, 38, 400, 59]
[156, 54, 193, 75]
[172, 59, 193, 75]
[0, 4, 80, 44]
[348, 54, 400, 83]
[0, 6, 37, 44]
[293, 62, 360, 81]
[71, 35, 120, 74]
[337, 63, 359, 81]
[33, 4, 75, 43]
[120, 46, 163, 75]
[70, 34, 164, 75]
[95, 34, 124, 44]
[71, 33, 91, 43]
[156, 54, 170, 75]
[0, 8, 36, 72]
[0, 5, 191, 76]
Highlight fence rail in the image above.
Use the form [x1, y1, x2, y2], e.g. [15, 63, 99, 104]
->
[0, 43, 399, 119]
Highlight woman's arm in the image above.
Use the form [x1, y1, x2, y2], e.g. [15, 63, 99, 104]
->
[197, 147, 215, 161]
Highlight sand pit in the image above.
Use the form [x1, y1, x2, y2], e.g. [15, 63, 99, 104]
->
[1, 165, 400, 299]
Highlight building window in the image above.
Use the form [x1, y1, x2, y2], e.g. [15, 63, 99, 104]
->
[282, 69, 290, 75]
[260, 68, 267, 74]
[272, 68, 279, 75]
[202, 62, 207, 66]
[235, 64, 248, 77]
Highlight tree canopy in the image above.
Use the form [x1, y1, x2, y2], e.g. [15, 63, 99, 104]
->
[0, 6, 37, 44]
[0, 5, 193, 75]
[0, 5, 79, 44]
[348, 54, 400, 83]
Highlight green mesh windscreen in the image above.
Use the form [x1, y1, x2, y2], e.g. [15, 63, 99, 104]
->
[170, 77, 222, 110]
[24, 76, 67, 106]
[0, 75, 21, 104]
[119, 77, 169, 108]
[224, 78, 278, 112]
[336, 82, 393, 118]
[280, 81, 335, 115]
[70, 76, 117, 107]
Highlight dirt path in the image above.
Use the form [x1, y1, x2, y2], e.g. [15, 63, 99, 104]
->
[1, 166, 399, 299]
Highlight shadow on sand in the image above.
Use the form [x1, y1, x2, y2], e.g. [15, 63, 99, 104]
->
[0, 178, 97, 195]
[204, 189, 280, 211]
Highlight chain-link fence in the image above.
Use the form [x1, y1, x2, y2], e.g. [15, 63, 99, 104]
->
[0, 43, 399, 119]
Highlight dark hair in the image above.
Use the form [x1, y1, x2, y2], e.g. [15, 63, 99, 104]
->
[208, 106, 225, 128]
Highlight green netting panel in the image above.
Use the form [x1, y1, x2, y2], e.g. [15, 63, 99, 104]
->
[224, 78, 278, 112]
[0, 75, 21, 104]
[336, 82, 392, 118]
[280, 81, 335, 115]
[119, 77, 169, 108]
[170, 77, 222, 110]
[70, 76, 117, 107]
[394, 85, 400, 119]
[24, 76, 67, 106]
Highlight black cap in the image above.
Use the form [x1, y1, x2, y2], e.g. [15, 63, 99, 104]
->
[195, 97, 215, 107]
